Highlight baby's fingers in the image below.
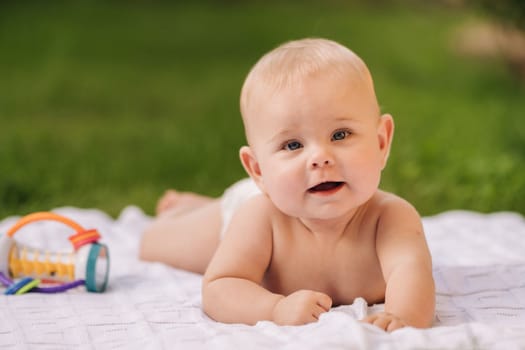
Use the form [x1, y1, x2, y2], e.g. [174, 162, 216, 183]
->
[363, 312, 406, 332]
[374, 316, 392, 331]
[386, 318, 405, 332]
[315, 292, 333, 311]
[311, 304, 329, 320]
[309, 292, 332, 320]
[364, 314, 390, 331]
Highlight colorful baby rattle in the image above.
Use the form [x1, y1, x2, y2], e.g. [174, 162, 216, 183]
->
[0, 212, 110, 295]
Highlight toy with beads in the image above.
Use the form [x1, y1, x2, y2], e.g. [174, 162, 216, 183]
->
[0, 212, 110, 295]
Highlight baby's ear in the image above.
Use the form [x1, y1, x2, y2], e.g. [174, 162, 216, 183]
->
[239, 146, 265, 190]
[378, 114, 394, 169]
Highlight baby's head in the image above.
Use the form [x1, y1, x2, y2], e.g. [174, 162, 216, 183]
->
[240, 38, 381, 146]
[238, 38, 394, 219]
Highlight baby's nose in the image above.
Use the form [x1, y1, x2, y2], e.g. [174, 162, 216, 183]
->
[309, 148, 334, 169]
[311, 159, 331, 168]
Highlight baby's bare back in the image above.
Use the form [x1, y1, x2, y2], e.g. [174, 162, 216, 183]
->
[261, 201, 387, 306]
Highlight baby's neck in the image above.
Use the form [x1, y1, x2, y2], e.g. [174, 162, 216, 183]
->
[297, 207, 361, 242]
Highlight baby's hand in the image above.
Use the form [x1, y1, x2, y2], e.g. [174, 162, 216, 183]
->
[362, 312, 406, 332]
[272, 290, 332, 325]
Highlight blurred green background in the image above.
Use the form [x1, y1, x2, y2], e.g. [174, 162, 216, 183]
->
[1, 0, 524, 218]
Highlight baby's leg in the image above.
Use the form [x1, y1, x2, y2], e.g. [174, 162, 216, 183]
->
[156, 189, 215, 217]
[140, 193, 222, 274]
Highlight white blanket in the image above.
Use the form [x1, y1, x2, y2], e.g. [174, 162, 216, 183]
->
[1, 207, 524, 349]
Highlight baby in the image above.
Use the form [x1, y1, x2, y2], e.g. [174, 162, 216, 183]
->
[140, 38, 435, 332]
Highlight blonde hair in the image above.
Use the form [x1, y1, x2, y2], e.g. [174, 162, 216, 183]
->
[240, 38, 378, 124]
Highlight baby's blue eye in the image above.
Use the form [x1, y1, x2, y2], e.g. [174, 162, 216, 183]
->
[284, 141, 303, 151]
[332, 130, 349, 141]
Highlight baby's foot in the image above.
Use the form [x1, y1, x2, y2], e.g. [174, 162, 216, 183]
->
[156, 190, 214, 216]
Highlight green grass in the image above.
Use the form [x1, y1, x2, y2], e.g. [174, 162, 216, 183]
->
[1, 1, 524, 218]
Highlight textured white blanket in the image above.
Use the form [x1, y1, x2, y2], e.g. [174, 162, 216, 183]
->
[1, 207, 524, 349]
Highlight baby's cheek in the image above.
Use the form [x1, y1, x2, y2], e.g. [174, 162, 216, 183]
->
[268, 184, 299, 213]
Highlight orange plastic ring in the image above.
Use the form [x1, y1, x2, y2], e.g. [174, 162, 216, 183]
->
[7, 212, 85, 238]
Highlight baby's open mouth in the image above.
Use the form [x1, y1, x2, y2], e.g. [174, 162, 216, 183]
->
[308, 181, 344, 193]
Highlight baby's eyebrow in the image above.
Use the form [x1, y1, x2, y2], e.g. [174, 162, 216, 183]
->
[267, 128, 295, 144]
[333, 116, 369, 127]
[334, 116, 359, 123]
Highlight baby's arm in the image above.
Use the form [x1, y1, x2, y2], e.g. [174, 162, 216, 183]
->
[365, 198, 435, 331]
[202, 195, 332, 325]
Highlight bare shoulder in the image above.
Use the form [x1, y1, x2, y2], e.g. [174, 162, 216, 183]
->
[373, 190, 420, 214]
[243, 193, 278, 212]
[370, 190, 423, 236]
[230, 193, 281, 227]
[370, 191, 431, 272]
[204, 193, 278, 283]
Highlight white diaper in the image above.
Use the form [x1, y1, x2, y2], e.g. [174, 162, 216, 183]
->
[220, 177, 261, 237]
